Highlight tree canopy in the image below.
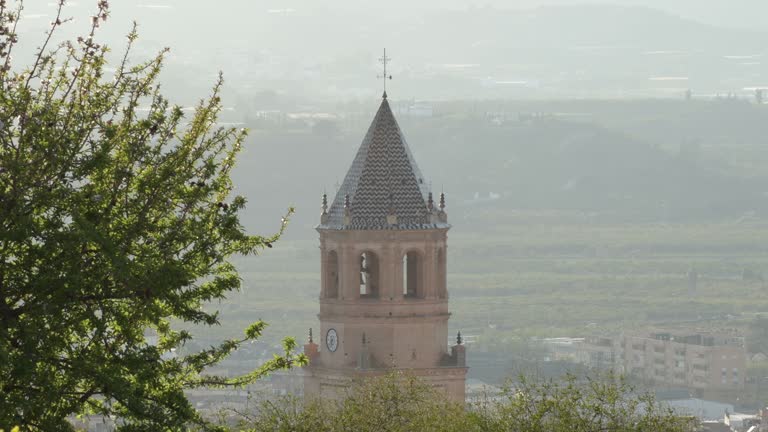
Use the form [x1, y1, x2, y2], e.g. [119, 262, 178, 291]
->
[0, 1, 305, 430]
[234, 372, 695, 432]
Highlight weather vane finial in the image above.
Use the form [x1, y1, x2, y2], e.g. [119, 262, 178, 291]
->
[378, 48, 392, 98]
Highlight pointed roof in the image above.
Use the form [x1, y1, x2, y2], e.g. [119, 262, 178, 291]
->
[320, 96, 447, 230]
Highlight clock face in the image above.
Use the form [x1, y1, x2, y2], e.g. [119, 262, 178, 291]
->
[326, 328, 338, 353]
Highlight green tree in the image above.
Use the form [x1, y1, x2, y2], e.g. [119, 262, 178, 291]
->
[0, 1, 305, 430]
[470, 373, 694, 432]
[235, 372, 693, 432]
[237, 372, 470, 432]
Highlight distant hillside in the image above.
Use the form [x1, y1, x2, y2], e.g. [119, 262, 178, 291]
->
[415, 5, 761, 56]
[231, 98, 768, 238]
[19, 2, 765, 102]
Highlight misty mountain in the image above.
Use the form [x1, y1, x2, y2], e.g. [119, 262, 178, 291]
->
[17, 3, 765, 102]
[230, 98, 768, 238]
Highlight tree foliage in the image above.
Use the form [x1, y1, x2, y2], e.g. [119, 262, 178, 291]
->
[234, 373, 470, 432]
[470, 373, 694, 432]
[234, 372, 694, 432]
[0, 1, 305, 429]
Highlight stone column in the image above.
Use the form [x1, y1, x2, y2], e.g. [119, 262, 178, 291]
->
[380, 244, 395, 301]
[394, 244, 404, 300]
[424, 242, 436, 299]
[438, 242, 448, 299]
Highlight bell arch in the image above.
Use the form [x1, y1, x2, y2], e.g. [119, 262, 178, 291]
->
[325, 250, 339, 299]
[402, 250, 424, 298]
[359, 251, 380, 298]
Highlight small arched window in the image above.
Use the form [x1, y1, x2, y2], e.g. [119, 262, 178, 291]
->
[326, 251, 339, 299]
[360, 251, 379, 298]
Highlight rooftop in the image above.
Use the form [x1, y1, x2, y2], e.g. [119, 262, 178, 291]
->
[319, 94, 448, 231]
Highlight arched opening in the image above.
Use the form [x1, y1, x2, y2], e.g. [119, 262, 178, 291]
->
[403, 251, 421, 298]
[437, 248, 447, 299]
[359, 251, 379, 298]
[326, 251, 339, 299]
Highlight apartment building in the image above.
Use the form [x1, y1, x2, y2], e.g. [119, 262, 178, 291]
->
[623, 331, 746, 390]
[543, 330, 747, 391]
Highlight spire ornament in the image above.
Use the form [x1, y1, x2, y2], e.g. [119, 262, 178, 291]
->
[321, 193, 328, 215]
[437, 191, 448, 223]
[457, 331, 463, 345]
[309, 328, 314, 344]
[378, 48, 392, 96]
[320, 193, 330, 224]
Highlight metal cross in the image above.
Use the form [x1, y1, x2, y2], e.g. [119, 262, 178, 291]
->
[378, 48, 392, 93]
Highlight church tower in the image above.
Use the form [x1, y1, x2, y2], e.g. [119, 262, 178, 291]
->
[303, 93, 467, 402]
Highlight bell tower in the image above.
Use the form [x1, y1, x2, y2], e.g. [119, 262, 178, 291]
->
[303, 93, 467, 402]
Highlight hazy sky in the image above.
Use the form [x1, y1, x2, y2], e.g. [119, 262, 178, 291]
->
[357, 0, 768, 30]
[22, 1, 766, 31]
[515, 0, 767, 30]
[14, 0, 768, 103]
[224, 0, 767, 31]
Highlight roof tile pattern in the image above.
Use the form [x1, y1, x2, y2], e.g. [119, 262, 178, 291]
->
[321, 98, 446, 230]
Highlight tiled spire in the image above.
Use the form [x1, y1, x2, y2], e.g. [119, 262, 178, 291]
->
[321, 97, 448, 230]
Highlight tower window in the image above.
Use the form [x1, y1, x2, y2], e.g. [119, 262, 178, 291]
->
[360, 251, 379, 298]
[403, 251, 421, 298]
[326, 251, 339, 299]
